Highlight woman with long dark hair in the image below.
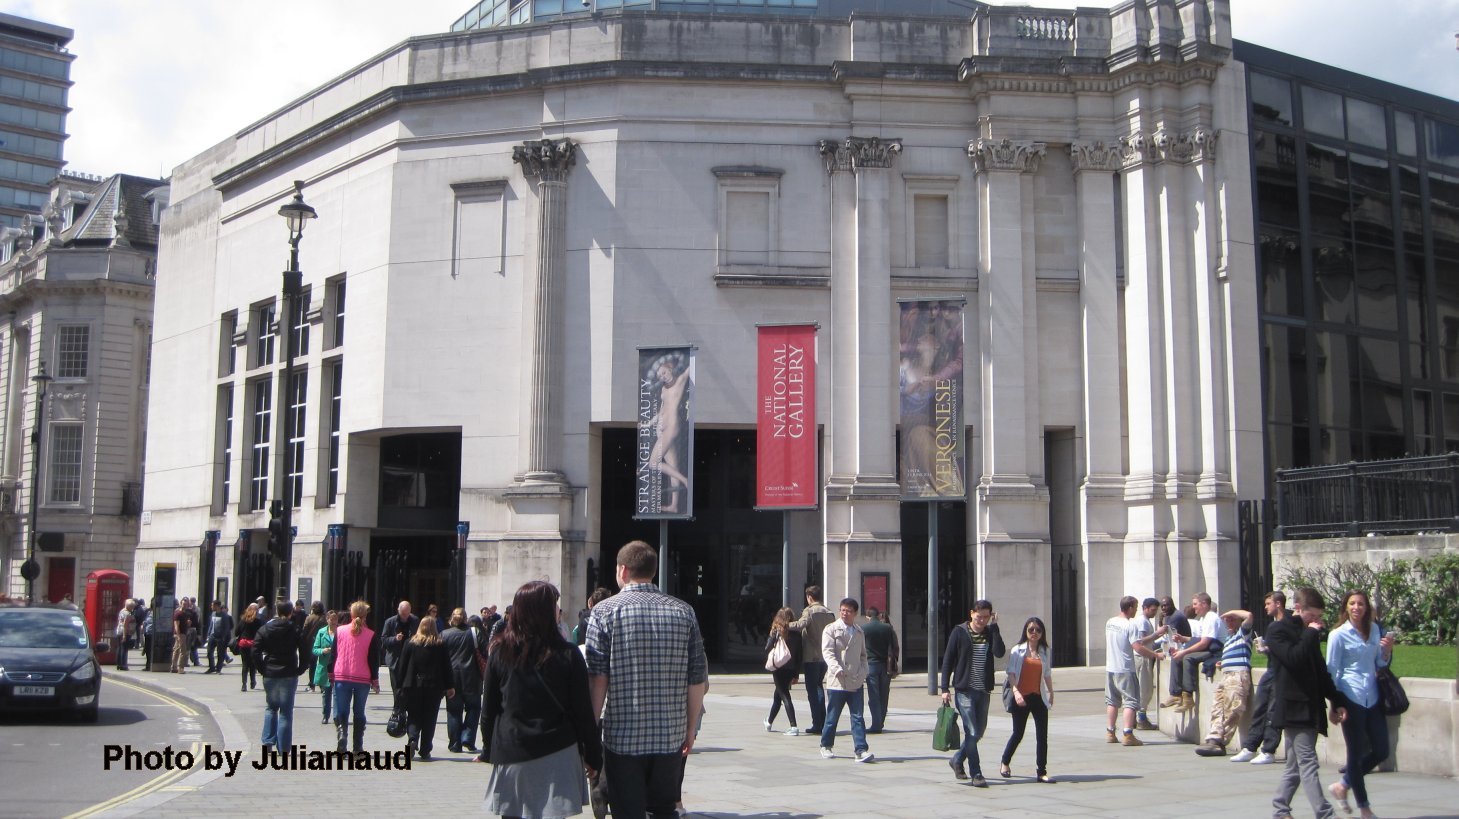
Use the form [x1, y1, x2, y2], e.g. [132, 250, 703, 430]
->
[311, 610, 339, 723]
[398, 616, 455, 760]
[481, 581, 602, 819]
[332, 600, 381, 754]
[763, 606, 802, 735]
[1326, 590, 1394, 819]
[999, 616, 1055, 783]
[233, 603, 262, 692]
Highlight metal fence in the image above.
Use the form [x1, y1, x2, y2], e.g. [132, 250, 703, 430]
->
[1274, 453, 1459, 539]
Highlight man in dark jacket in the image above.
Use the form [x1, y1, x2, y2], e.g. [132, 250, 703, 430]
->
[204, 600, 235, 674]
[1266, 587, 1349, 819]
[382, 600, 420, 712]
[939, 599, 1005, 787]
[251, 601, 308, 754]
[788, 586, 836, 735]
[441, 608, 484, 753]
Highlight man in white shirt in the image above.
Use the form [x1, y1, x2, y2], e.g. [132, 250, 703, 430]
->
[1169, 592, 1220, 713]
[1105, 596, 1161, 746]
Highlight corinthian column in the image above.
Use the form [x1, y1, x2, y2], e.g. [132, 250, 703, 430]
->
[512, 138, 576, 483]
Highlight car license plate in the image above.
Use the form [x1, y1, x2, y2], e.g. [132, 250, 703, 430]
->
[15, 685, 54, 697]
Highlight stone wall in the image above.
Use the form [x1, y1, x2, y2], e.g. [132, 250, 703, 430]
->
[1271, 533, 1459, 583]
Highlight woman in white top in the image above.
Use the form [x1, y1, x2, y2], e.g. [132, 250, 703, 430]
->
[1000, 616, 1055, 783]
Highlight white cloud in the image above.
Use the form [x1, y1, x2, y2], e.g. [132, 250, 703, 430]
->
[0, 0, 1455, 179]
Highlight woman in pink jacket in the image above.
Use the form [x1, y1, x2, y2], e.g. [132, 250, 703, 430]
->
[332, 600, 381, 754]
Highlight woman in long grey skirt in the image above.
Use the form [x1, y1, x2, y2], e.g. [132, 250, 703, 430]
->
[481, 580, 602, 819]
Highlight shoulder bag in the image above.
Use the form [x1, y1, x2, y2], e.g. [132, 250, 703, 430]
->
[765, 634, 792, 672]
[1375, 625, 1409, 716]
[1001, 679, 1018, 713]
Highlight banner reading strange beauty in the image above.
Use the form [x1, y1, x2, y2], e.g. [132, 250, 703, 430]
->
[898, 300, 965, 501]
[756, 324, 817, 509]
[635, 346, 695, 519]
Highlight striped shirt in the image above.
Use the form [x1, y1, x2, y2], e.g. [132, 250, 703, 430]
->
[967, 628, 991, 692]
[586, 582, 709, 756]
[1219, 624, 1252, 671]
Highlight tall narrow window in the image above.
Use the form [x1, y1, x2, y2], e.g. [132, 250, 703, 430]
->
[219, 311, 238, 377]
[216, 385, 234, 511]
[47, 422, 82, 504]
[287, 370, 307, 508]
[55, 325, 89, 379]
[291, 287, 311, 358]
[333, 279, 346, 348]
[327, 361, 342, 505]
[249, 377, 272, 511]
[253, 303, 276, 368]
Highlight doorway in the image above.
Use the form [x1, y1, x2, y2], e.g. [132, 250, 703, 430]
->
[899, 501, 967, 667]
[47, 556, 75, 604]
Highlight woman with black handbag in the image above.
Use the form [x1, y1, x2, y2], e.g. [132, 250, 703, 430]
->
[763, 606, 802, 735]
[999, 616, 1055, 783]
[481, 580, 601, 819]
[1326, 590, 1395, 819]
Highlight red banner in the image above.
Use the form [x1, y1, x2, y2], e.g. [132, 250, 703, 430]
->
[756, 325, 817, 509]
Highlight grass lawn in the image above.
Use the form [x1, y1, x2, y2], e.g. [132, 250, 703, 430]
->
[1250, 644, 1457, 679]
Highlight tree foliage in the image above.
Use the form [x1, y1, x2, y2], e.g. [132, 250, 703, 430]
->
[1278, 553, 1459, 645]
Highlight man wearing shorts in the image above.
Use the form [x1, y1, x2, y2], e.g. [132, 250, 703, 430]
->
[1106, 596, 1159, 746]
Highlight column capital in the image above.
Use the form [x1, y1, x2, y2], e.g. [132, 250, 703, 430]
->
[1119, 127, 1219, 169]
[817, 138, 852, 174]
[513, 138, 577, 182]
[1069, 141, 1125, 174]
[846, 136, 903, 171]
[968, 138, 1046, 174]
[1118, 131, 1158, 169]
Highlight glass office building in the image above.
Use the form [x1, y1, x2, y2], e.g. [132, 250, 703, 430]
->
[1241, 41, 1459, 472]
[0, 14, 70, 230]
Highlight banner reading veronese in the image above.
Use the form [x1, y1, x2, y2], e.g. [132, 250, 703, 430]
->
[898, 300, 965, 501]
[635, 347, 695, 519]
[756, 325, 817, 509]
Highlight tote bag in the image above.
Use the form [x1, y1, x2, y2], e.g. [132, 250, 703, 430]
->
[764, 636, 792, 672]
[933, 705, 960, 752]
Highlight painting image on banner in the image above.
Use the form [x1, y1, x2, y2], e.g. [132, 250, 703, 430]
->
[899, 300, 965, 500]
[636, 347, 695, 518]
[756, 325, 817, 509]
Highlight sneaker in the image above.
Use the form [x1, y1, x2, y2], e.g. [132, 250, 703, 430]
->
[1106, 728, 1118, 744]
[1195, 741, 1225, 757]
[783, 726, 801, 736]
[1251, 751, 1277, 765]
[1229, 748, 1256, 763]
[1121, 731, 1144, 747]
[764, 720, 774, 732]
[855, 750, 874, 763]
[1135, 717, 1159, 731]
[819, 746, 835, 759]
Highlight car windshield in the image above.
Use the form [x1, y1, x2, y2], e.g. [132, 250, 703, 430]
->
[0, 610, 89, 649]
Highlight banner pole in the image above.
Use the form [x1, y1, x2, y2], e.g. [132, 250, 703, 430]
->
[782, 511, 792, 609]
[659, 518, 669, 596]
[927, 501, 939, 695]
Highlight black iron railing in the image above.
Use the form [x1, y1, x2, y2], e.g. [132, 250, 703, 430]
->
[1274, 454, 1459, 539]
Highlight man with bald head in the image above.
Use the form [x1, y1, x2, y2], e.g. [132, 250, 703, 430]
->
[382, 600, 420, 712]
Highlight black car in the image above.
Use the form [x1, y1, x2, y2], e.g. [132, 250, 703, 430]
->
[0, 604, 101, 721]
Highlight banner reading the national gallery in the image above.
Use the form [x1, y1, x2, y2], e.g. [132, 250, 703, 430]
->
[635, 346, 695, 519]
[756, 324, 817, 510]
[898, 300, 966, 501]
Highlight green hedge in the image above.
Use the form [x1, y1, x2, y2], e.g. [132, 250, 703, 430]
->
[1278, 552, 1459, 646]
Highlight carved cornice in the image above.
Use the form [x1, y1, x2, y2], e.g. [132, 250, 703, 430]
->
[817, 138, 851, 174]
[1118, 131, 1157, 169]
[1183, 127, 1218, 164]
[968, 138, 1046, 174]
[1120, 127, 1218, 168]
[512, 138, 576, 182]
[1069, 141, 1124, 173]
[845, 137, 902, 171]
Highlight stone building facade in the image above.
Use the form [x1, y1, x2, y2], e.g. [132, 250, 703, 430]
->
[136, 0, 1261, 665]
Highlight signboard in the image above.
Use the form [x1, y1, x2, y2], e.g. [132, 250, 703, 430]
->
[756, 324, 818, 509]
[297, 577, 313, 607]
[861, 572, 889, 615]
[898, 300, 966, 501]
[635, 346, 695, 519]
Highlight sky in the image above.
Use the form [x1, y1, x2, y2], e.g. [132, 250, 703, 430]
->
[1, 0, 1456, 180]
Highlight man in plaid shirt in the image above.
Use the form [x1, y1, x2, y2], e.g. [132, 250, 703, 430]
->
[588, 540, 709, 819]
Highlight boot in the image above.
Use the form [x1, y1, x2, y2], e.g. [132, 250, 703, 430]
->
[335, 722, 348, 753]
[1176, 692, 1194, 713]
[352, 723, 366, 754]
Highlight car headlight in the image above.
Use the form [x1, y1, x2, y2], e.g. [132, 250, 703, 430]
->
[71, 662, 95, 681]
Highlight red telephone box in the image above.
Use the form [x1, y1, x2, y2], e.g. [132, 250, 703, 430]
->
[85, 570, 130, 665]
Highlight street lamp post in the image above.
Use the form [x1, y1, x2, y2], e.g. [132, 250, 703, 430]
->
[21, 361, 52, 604]
[275, 181, 316, 603]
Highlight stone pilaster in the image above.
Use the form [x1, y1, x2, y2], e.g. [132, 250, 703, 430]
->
[967, 137, 1050, 624]
[819, 136, 903, 612]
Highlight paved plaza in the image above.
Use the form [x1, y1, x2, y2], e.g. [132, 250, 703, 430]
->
[95, 665, 1456, 818]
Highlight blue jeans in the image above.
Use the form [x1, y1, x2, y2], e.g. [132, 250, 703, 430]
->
[803, 661, 827, 730]
[260, 676, 297, 750]
[865, 660, 890, 732]
[333, 680, 370, 728]
[320, 679, 333, 719]
[820, 687, 868, 754]
[952, 689, 990, 777]
[445, 688, 482, 749]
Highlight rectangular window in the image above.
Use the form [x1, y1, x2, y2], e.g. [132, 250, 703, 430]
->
[1301, 85, 1345, 140]
[725, 190, 770, 265]
[55, 325, 88, 379]
[252, 302, 276, 368]
[1395, 111, 1418, 157]
[249, 377, 272, 511]
[1250, 72, 1294, 126]
[47, 422, 82, 504]
[1345, 97, 1387, 151]
[451, 180, 506, 280]
[216, 385, 234, 511]
[1426, 117, 1459, 167]
[291, 288, 310, 358]
[287, 370, 307, 508]
[327, 361, 342, 505]
[326, 276, 347, 349]
[914, 194, 950, 267]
